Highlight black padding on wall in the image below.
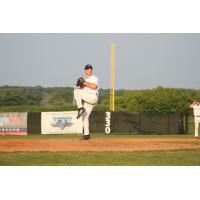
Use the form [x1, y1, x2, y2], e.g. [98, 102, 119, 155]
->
[27, 112, 41, 134]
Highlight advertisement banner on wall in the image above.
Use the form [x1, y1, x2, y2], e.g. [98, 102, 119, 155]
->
[0, 112, 27, 135]
[41, 111, 83, 134]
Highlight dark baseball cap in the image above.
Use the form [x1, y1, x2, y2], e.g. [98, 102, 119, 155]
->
[85, 64, 93, 70]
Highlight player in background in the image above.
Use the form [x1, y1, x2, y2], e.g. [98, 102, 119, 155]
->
[74, 64, 99, 140]
[190, 100, 200, 138]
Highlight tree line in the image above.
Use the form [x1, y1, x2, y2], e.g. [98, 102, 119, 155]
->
[0, 85, 199, 113]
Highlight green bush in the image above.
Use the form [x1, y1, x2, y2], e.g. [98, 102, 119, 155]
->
[0, 86, 199, 113]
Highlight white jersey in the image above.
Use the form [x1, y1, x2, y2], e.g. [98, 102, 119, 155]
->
[84, 75, 99, 94]
[192, 104, 200, 116]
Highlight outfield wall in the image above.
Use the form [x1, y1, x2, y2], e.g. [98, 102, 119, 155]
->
[90, 112, 185, 134]
[27, 112, 41, 134]
[0, 111, 186, 135]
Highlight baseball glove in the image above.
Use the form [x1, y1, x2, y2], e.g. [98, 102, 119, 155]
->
[76, 77, 85, 87]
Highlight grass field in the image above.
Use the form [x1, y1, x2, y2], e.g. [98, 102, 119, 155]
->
[0, 134, 200, 166]
[0, 150, 200, 166]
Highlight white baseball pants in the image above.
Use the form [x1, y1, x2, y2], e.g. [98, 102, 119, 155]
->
[194, 116, 200, 137]
[74, 88, 98, 135]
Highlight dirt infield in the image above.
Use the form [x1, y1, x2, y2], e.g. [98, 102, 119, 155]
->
[0, 137, 200, 152]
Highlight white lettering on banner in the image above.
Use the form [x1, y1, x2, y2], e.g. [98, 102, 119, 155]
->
[105, 111, 111, 134]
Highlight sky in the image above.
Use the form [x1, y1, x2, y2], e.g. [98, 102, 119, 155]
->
[0, 33, 200, 90]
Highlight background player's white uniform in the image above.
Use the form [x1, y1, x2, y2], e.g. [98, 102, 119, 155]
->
[74, 75, 99, 136]
[191, 104, 200, 137]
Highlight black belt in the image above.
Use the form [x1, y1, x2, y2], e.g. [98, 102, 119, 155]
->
[196, 116, 200, 117]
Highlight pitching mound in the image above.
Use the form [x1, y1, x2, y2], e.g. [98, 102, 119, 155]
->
[0, 137, 200, 152]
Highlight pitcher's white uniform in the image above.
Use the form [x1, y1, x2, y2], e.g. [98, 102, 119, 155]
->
[191, 104, 200, 137]
[74, 75, 99, 136]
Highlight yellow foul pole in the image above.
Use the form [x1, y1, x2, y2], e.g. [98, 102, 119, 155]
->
[110, 43, 115, 112]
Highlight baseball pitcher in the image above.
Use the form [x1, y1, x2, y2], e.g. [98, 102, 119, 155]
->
[74, 64, 99, 140]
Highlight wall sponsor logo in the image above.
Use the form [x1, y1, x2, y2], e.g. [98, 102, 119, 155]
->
[105, 111, 111, 134]
[0, 116, 22, 126]
[42, 111, 83, 134]
[51, 117, 73, 130]
[0, 113, 27, 135]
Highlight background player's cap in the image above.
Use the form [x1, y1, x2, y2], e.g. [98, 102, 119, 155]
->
[85, 64, 93, 70]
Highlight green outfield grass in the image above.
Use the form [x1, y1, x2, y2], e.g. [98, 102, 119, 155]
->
[0, 150, 200, 166]
[0, 133, 194, 140]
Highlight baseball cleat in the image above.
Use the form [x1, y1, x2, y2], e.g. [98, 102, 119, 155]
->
[80, 135, 91, 140]
[76, 107, 86, 119]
